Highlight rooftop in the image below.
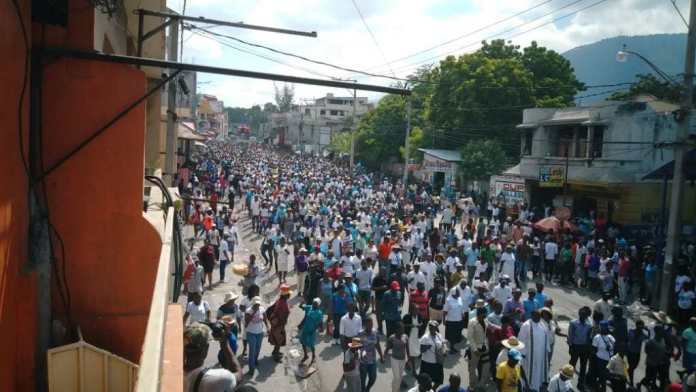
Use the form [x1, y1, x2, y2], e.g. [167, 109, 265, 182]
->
[418, 148, 462, 162]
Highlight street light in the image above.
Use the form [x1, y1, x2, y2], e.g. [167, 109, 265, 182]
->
[616, 44, 678, 84]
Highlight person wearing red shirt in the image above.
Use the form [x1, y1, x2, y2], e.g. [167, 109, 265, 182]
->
[327, 260, 344, 282]
[617, 252, 631, 304]
[409, 282, 430, 327]
[378, 236, 393, 264]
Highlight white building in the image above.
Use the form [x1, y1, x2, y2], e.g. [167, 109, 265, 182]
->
[261, 93, 373, 152]
[503, 95, 696, 225]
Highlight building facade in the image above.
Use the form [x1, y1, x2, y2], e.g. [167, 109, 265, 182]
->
[506, 96, 696, 226]
[261, 93, 373, 152]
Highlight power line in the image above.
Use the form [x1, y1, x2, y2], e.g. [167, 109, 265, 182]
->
[359, 0, 556, 73]
[371, 0, 609, 77]
[188, 24, 630, 93]
[350, 0, 397, 77]
[669, 0, 689, 28]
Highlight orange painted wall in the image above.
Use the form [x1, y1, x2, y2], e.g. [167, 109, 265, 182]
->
[0, 1, 37, 390]
[41, 57, 162, 363]
[1, 1, 164, 390]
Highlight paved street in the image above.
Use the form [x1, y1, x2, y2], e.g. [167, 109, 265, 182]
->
[182, 200, 676, 392]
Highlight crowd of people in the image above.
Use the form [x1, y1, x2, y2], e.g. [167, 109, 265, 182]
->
[180, 141, 696, 392]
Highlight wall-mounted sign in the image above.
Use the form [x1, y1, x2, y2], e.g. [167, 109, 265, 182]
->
[489, 175, 526, 207]
[422, 155, 455, 174]
[539, 166, 565, 188]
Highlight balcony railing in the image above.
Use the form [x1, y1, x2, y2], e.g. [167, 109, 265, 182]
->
[136, 175, 184, 392]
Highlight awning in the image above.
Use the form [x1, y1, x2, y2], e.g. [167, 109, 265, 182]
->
[642, 149, 696, 180]
[177, 123, 206, 141]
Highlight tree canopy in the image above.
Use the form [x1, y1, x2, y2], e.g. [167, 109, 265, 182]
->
[349, 39, 585, 168]
[459, 140, 507, 180]
[609, 73, 682, 103]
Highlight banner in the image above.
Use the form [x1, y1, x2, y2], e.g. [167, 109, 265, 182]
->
[539, 166, 565, 188]
[489, 175, 526, 207]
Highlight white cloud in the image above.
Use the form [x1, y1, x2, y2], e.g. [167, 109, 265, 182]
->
[168, 0, 690, 107]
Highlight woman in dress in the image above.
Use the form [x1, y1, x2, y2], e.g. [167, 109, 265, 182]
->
[268, 284, 291, 362]
[299, 298, 324, 365]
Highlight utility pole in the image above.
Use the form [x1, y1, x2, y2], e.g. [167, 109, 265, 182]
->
[164, 18, 179, 186]
[660, 0, 696, 310]
[402, 97, 412, 185]
[350, 87, 357, 170]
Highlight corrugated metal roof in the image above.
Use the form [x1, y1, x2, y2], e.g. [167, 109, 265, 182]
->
[540, 109, 591, 125]
[418, 148, 462, 162]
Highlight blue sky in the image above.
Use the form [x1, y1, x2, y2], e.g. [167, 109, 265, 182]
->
[169, 0, 690, 107]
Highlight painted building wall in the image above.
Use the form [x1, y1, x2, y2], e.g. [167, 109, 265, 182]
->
[1, 1, 164, 390]
[0, 1, 36, 390]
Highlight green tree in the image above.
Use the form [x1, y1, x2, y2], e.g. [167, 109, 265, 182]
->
[609, 73, 682, 103]
[329, 131, 352, 153]
[426, 39, 584, 158]
[459, 140, 507, 180]
[399, 127, 424, 162]
[355, 94, 407, 170]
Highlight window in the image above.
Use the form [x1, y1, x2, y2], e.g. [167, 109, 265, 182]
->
[591, 126, 604, 158]
[320, 109, 326, 115]
[339, 111, 345, 116]
[522, 131, 533, 156]
[330, 110, 339, 115]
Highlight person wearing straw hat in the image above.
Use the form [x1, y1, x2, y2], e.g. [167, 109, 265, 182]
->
[217, 291, 241, 323]
[497, 336, 526, 365]
[343, 337, 363, 392]
[547, 364, 575, 392]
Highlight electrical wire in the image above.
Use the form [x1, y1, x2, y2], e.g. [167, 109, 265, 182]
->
[12, 0, 30, 176]
[360, 0, 557, 73]
[378, 0, 609, 76]
[349, 0, 397, 77]
[190, 29, 339, 80]
[669, 0, 689, 28]
[188, 24, 629, 93]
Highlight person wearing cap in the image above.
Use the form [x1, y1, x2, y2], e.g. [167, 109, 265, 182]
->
[518, 309, 552, 392]
[497, 336, 526, 365]
[419, 320, 446, 388]
[547, 364, 575, 392]
[297, 297, 323, 366]
[244, 296, 267, 376]
[184, 322, 242, 391]
[343, 337, 363, 392]
[496, 348, 527, 392]
[467, 305, 490, 391]
[383, 281, 404, 337]
[268, 284, 291, 362]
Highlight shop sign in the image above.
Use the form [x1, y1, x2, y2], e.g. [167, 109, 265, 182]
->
[489, 175, 526, 207]
[539, 166, 565, 188]
[422, 155, 455, 174]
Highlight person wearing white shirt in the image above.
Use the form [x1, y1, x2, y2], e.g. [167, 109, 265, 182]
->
[492, 278, 513, 307]
[340, 308, 363, 348]
[184, 293, 211, 325]
[420, 259, 437, 291]
[407, 264, 427, 291]
[445, 252, 461, 276]
[455, 280, 474, 309]
[218, 236, 231, 283]
[443, 289, 466, 353]
[389, 247, 405, 270]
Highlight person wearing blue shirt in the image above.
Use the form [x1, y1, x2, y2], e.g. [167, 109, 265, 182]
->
[534, 282, 548, 309]
[567, 306, 593, 390]
[436, 373, 467, 392]
[522, 288, 538, 321]
[332, 287, 349, 342]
